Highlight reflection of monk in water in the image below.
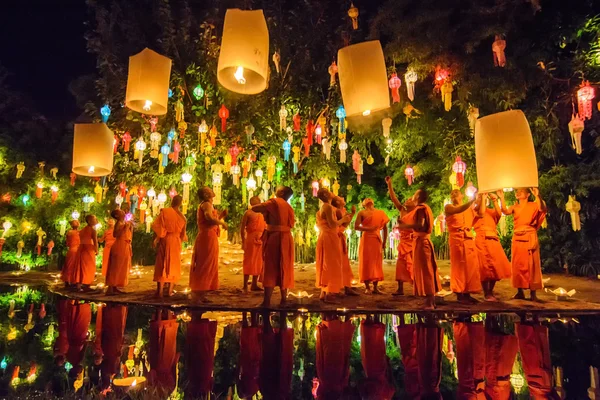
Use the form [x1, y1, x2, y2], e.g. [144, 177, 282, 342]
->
[238, 312, 262, 399]
[485, 315, 518, 400]
[395, 315, 419, 400]
[416, 319, 443, 400]
[148, 309, 180, 396]
[359, 315, 395, 400]
[65, 301, 92, 387]
[315, 313, 355, 399]
[185, 312, 217, 399]
[453, 318, 486, 398]
[259, 311, 293, 399]
[99, 304, 128, 390]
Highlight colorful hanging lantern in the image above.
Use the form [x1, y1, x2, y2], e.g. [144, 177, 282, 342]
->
[565, 195, 581, 232]
[209, 125, 218, 147]
[568, 114, 584, 155]
[328, 61, 338, 86]
[231, 165, 241, 187]
[492, 35, 507, 67]
[193, 84, 204, 100]
[168, 187, 177, 199]
[35, 182, 43, 199]
[441, 81, 453, 111]
[244, 124, 255, 144]
[219, 104, 229, 132]
[467, 106, 479, 136]
[255, 168, 263, 187]
[405, 69, 418, 101]
[465, 182, 477, 199]
[279, 105, 288, 131]
[199, 120, 209, 151]
[229, 143, 240, 166]
[292, 146, 300, 173]
[382, 118, 392, 138]
[322, 138, 332, 160]
[312, 181, 319, 197]
[83, 194, 94, 212]
[283, 139, 291, 161]
[348, 3, 359, 30]
[50, 185, 58, 203]
[434, 66, 449, 87]
[2, 221, 12, 238]
[332, 180, 340, 196]
[336, 106, 346, 134]
[306, 120, 314, 146]
[405, 165, 414, 185]
[338, 41, 389, 118]
[159, 143, 170, 170]
[72, 123, 114, 177]
[181, 172, 192, 213]
[122, 132, 132, 152]
[388, 73, 402, 103]
[150, 131, 161, 158]
[247, 175, 257, 199]
[275, 161, 284, 182]
[100, 104, 111, 123]
[217, 9, 269, 94]
[302, 136, 310, 157]
[339, 139, 348, 162]
[314, 124, 322, 144]
[321, 178, 330, 188]
[452, 156, 466, 188]
[134, 138, 146, 167]
[266, 156, 276, 181]
[293, 112, 301, 132]
[577, 82, 595, 120]
[125, 48, 172, 115]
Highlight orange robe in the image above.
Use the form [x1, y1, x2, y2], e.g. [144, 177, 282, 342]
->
[396, 210, 416, 282]
[316, 319, 355, 399]
[238, 325, 262, 398]
[100, 228, 115, 276]
[453, 322, 486, 399]
[242, 211, 266, 276]
[149, 318, 179, 393]
[358, 209, 390, 282]
[510, 202, 546, 290]
[74, 225, 96, 285]
[54, 299, 70, 358]
[189, 204, 220, 291]
[99, 304, 128, 387]
[260, 323, 293, 399]
[474, 209, 511, 282]
[516, 323, 560, 400]
[359, 321, 395, 400]
[396, 325, 419, 399]
[315, 204, 343, 294]
[254, 198, 295, 289]
[66, 301, 92, 369]
[447, 207, 481, 293]
[61, 229, 80, 284]
[416, 323, 443, 399]
[152, 207, 186, 283]
[412, 205, 442, 296]
[186, 319, 217, 398]
[485, 327, 518, 400]
[105, 222, 133, 287]
[336, 208, 354, 287]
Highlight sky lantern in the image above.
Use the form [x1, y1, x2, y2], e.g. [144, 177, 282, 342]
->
[337, 40, 390, 119]
[475, 110, 538, 192]
[577, 81, 595, 120]
[72, 123, 114, 177]
[217, 9, 269, 95]
[125, 48, 172, 115]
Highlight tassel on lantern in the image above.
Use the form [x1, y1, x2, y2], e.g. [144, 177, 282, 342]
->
[273, 51, 281, 74]
[47, 240, 54, 255]
[568, 114, 584, 155]
[388, 73, 401, 103]
[467, 106, 479, 136]
[279, 105, 288, 131]
[322, 138, 331, 160]
[267, 157, 276, 181]
[328, 61, 338, 86]
[122, 132, 132, 152]
[565, 195, 581, 231]
[357, 158, 364, 184]
[16, 162, 25, 179]
[339, 139, 348, 163]
[382, 118, 392, 138]
[292, 146, 300, 173]
[441, 81, 453, 111]
[348, 3, 359, 30]
[492, 35, 507, 67]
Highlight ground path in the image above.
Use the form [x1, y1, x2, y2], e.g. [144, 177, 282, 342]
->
[1, 241, 599, 314]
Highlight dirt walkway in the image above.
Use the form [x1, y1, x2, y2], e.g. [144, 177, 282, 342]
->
[2, 241, 599, 313]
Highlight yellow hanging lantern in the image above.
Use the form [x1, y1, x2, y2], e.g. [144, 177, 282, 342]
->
[72, 123, 114, 177]
[125, 48, 172, 115]
[475, 110, 538, 192]
[565, 195, 581, 232]
[217, 9, 269, 95]
[337, 40, 390, 119]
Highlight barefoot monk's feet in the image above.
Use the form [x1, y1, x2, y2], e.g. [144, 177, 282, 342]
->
[251, 285, 264, 292]
[512, 290, 526, 300]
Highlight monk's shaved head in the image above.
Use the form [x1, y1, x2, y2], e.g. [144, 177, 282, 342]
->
[331, 196, 345, 208]
[198, 186, 215, 201]
[171, 195, 183, 208]
[249, 196, 261, 206]
[275, 186, 293, 201]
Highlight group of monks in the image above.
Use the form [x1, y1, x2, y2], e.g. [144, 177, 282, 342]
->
[61, 208, 133, 295]
[52, 300, 563, 399]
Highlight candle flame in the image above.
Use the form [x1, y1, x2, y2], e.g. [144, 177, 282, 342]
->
[362, 110, 371, 116]
[131, 379, 137, 387]
[88, 165, 95, 174]
[143, 100, 152, 111]
[234, 66, 246, 84]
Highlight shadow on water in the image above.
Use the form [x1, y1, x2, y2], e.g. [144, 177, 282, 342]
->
[0, 285, 599, 399]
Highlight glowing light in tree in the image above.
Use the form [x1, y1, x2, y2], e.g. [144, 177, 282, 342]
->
[452, 156, 467, 188]
[100, 104, 111, 123]
[193, 84, 204, 100]
[22, 194, 30, 206]
[388, 73, 402, 103]
[2, 221, 12, 238]
[71, 211, 80, 220]
[405, 165, 414, 185]
[465, 182, 477, 199]
[577, 81, 595, 120]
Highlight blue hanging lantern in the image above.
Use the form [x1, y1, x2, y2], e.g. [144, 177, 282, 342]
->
[100, 104, 111, 123]
[336, 106, 346, 133]
[1, 357, 7, 370]
[22, 194, 30, 206]
[167, 129, 176, 146]
[282, 139, 291, 161]
[161, 143, 170, 167]
[168, 88, 173, 98]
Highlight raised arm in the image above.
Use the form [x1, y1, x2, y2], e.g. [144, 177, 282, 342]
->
[444, 198, 475, 216]
[489, 194, 502, 219]
[495, 190, 512, 215]
[385, 176, 403, 211]
[475, 194, 486, 217]
[531, 188, 547, 213]
[201, 202, 227, 228]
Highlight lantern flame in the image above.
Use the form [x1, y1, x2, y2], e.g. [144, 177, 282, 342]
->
[234, 66, 246, 84]
[362, 110, 371, 116]
[143, 100, 152, 111]
[88, 166, 95, 174]
[131, 379, 137, 387]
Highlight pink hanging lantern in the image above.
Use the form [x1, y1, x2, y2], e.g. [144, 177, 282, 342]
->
[452, 156, 466, 188]
[388, 73, 402, 103]
[577, 81, 595, 120]
[312, 180, 319, 197]
[404, 165, 414, 185]
[229, 143, 241, 166]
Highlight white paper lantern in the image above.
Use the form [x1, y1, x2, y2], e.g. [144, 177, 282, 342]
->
[72, 123, 114, 177]
[125, 48, 172, 115]
[475, 110, 538, 192]
[337, 40, 390, 118]
[217, 9, 269, 95]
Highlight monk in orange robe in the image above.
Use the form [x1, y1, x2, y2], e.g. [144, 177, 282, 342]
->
[189, 187, 228, 303]
[152, 195, 187, 298]
[98, 218, 115, 276]
[99, 304, 128, 390]
[251, 186, 295, 308]
[386, 176, 417, 296]
[516, 321, 561, 399]
[397, 189, 441, 309]
[396, 320, 419, 399]
[315, 188, 353, 303]
[65, 301, 92, 382]
[416, 321, 443, 399]
[498, 188, 547, 301]
[61, 220, 80, 287]
[238, 312, 261, 399]
[359, 316, 396, 399]
[186, 312, 217, 398]
[240, 196, 266, 293]
[453, 320, 486, 398]
[474, 194, 511, 301]
[484, 316, 518, 400]
[445, 189, 481, 303]
[259, 311, 293, 399]
[74, 214, 98, 291]
[149, 309, 180, 395]
[332, 196, 359, 296]
[105, 209, 133, 295]
[316, 314, 355, 399]
[354, 198, 390, 294]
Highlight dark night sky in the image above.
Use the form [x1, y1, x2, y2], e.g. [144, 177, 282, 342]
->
[0, 1, 95, 121]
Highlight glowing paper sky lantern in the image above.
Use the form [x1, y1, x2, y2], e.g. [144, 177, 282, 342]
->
[338, 40, 390, 119]
[72, 123, 114, 177]
[125, 48, 172, 115]
[475, 110, 538, 192]
[217, 9, 269, 94]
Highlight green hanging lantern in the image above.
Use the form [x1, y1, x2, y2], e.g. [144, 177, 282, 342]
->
[193, 84, 204, 100]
